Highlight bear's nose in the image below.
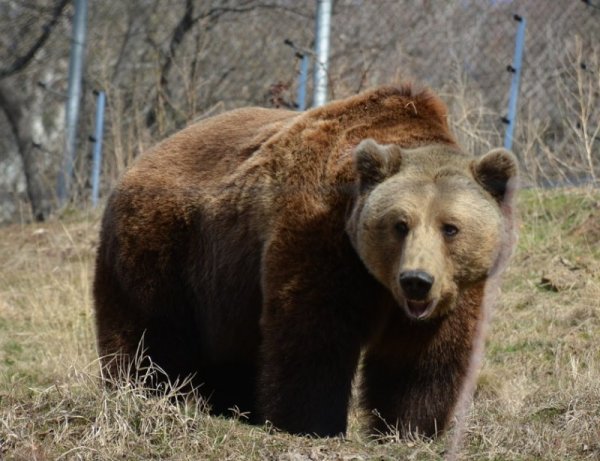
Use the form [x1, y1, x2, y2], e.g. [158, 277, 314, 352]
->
[399, 270, 434, 300]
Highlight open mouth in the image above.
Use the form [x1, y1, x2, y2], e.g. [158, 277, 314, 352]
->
[403, 299, 437, 320]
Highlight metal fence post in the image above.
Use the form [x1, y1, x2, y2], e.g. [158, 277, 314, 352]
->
[90, 90, 106, 208]
[297, 53, 309, 111]
[57, 0, 88, 206]
[284, 38, 311, 111]
[313, 0, 332, 107]
[503, 14, 526, 151]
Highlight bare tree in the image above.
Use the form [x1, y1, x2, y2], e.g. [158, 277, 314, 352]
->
[0, 0, 69, 221]
[0, 0, 597, 223]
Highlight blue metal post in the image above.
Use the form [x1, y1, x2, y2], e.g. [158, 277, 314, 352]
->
[504, 15, 526, 150]
[91, 91, 106, 207]
[297, 54, 309, 111]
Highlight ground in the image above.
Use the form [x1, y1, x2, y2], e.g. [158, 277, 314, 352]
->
[0, 188, 599, 460]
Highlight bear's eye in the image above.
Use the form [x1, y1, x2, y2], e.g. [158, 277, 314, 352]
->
[394, 221, 409, 237]
[442, 224, 459, 238]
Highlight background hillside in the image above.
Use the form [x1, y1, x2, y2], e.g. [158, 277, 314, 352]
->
[0, 0, 598, 223]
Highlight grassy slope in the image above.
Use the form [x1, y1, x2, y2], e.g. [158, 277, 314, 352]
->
[0, 189, 598, 461]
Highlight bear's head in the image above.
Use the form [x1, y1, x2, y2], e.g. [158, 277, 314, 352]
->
[347, 139, 518, 320]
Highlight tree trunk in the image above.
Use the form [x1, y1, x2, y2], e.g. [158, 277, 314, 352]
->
[0, 82, 51, 221]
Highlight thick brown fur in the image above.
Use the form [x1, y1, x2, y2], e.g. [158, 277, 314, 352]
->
[93, 84, 518, 437]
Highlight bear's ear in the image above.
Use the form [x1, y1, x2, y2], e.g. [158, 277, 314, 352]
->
[353, 139, 403, 191]
[471, 148, 519, 203]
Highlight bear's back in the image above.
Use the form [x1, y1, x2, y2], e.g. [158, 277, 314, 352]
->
[126, 107, 298, 187]
[97, 107, 297, 302]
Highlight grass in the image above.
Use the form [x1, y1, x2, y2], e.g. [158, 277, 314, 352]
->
[0, 188, 599, 460]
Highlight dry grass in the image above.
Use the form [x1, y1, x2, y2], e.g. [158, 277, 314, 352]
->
[0, 188, 599, 460]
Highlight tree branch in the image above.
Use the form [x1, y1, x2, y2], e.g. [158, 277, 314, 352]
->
[0, 0, 70, 79]
[145, 1, 308, 128]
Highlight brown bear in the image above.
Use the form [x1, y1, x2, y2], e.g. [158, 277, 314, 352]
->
[93, 84, 518, 438]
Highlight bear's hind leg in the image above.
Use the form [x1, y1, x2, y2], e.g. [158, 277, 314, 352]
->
[94, 263, 203, 392]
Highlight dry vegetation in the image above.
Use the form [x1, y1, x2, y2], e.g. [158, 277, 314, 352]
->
[0, 187, 599, 461]
[1, 0, 598, 223]
[0, 2, 598, 459]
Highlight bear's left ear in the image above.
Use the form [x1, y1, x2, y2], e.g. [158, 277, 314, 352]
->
[471, 148, 519, 203]
[353, 139, 403, 191]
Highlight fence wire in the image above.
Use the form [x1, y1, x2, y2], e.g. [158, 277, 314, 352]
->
[0, 0, 599, 222]
[324, 0, 600, 186]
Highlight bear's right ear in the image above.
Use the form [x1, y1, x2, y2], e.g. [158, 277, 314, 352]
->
[353, 139, 403, 191]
